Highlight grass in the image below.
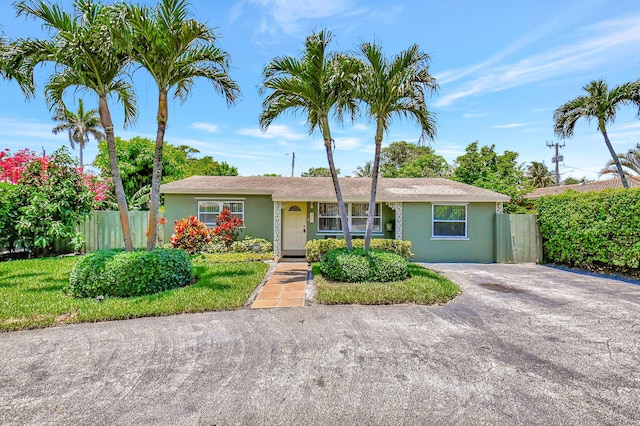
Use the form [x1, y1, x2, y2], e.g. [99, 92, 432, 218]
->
[313, 263, 460, 305]
[0, 255, 269, 332]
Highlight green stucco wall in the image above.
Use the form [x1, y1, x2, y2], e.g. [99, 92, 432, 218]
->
[306, 202, 395, 241]
[403, 202, 496, 263]
[162, 194, 274, 243]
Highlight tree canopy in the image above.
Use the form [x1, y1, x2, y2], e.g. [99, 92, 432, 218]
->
[301, 167, 338, 177]
[453, 142, 529, 213]
[93, 136, 237, 204]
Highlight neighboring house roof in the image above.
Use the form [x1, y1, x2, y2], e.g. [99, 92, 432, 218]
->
[160, 176, 510, 203]
[526, 176, 640, 199]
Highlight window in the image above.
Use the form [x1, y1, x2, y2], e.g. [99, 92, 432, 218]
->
[318, 202, 341, 231]
[198, 201, 244, 226]
[432, 204, 467, 238]
[318, 202, 381, 233]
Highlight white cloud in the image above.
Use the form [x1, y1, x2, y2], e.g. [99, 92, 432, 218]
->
[311, 136, 363, 151]
[492, 123, 527, 129]
[240, 0, 364, 34]
[435, 14, 640, 107]
[237, 124, 307, 141]
[191, 122, 220, 133]
[462, 113, 488, 118]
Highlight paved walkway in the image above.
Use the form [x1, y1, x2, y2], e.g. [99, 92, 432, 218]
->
[250, 262, 308, 309]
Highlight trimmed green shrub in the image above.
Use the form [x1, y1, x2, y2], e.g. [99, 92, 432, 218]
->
[537, 188, 640, 269]
[231, 237, 273, 253]
[319, 248, 408, 283]
[369, 251, 409, 282]
[67, 248, 194, 298]
[306, 238, 413, 262]
[200, 236, 273, 254]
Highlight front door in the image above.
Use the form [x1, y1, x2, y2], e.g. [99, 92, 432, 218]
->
[283, 203, 307, 255]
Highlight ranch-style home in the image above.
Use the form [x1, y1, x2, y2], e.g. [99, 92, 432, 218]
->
[160, 176, 510, 262]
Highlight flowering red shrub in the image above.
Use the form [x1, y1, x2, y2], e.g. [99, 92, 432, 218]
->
[212, 208, 243, 249]
[170, 216, 212, 254]
[0, 148, 107, 203]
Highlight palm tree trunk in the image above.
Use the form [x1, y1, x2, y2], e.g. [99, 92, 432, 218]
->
[147, 91, 168, 251]
[99, 95, 134, 251]
[364, 121, 384, 250]
[79, 141, 84, 173]
[321, 117, 352, 250]
[600, 120, 629, 188]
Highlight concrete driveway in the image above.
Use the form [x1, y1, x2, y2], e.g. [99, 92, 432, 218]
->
[0, 264, 638, 425]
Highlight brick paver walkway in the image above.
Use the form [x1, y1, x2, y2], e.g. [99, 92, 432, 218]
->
[250, 262, 308, 309]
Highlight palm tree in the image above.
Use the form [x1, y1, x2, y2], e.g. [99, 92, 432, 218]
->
[554, 79, 640, 189]
[52, 98, 104, 171]
[356, 42, 437, 249]
[12, 0, 137, 251]
[124, 0, 239, 250]
[600, 143, 640, 177]
[260, 30, 359, 250]
[354, 161, 373, 177]
[527, 161, 554, 188]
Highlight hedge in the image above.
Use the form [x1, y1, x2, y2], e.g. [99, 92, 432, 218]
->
[537, 188, 640, 269]
[305, 238, 413, 262]
[67, 248, 194, 298]
[319, 248, 408, 283]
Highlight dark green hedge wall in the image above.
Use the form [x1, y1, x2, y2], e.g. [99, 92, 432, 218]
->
[537, 188, 640, 268]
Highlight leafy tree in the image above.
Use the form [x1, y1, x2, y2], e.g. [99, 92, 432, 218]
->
[562, 176, 591, 185]
[301, 167, 339, 177]
[393, 153, 450, 178]
[353, 161, 373, 177]
[181, 150, 238, 177]
[380, 141, 434, 176]
[554, 79, 640, 188]
[51, 98, 104, 171]
[527, 161, 554, 188]
[11, 0, 137, 251]
[260, 30, 359, 249]
[600, 143, 640, 177]
[124, 0, 239, 250]
[94, 137, 238, 206]
[356, 41, 437, 249]
[453, 142, 529, 213]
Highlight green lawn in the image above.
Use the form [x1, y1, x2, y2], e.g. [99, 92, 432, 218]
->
[314, 263, 460, 305]
[0, 256, 269, 332]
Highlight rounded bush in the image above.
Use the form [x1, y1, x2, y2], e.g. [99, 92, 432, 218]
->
[319, 248, 408, 283]
[67, 248, 194, 298]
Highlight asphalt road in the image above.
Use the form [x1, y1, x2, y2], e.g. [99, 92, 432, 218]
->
[1, 263, 639, 425]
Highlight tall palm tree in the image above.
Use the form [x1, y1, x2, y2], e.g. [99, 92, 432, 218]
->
[12, 0, 137, 251]
[527, 161, 554, 188]
[260, 30, 359, 250]
[52, 98, 104, 171]
[124, 0, 240, 250]
[554, 79, 640, 189]
[356, 42, 437, 249]
[600, 143, 640, 177]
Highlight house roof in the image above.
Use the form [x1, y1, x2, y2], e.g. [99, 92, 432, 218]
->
[526, 176, 640, 199]
[160, 176, 510, 203]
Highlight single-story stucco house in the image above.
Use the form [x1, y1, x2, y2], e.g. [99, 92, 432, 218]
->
[160, 176, 510, 262]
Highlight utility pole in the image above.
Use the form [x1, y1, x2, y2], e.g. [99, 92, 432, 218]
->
[289, 152, 295, 177]
[546, 141, 565, 186]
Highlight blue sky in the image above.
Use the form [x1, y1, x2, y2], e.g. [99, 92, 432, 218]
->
[1, 0, 639, 179]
